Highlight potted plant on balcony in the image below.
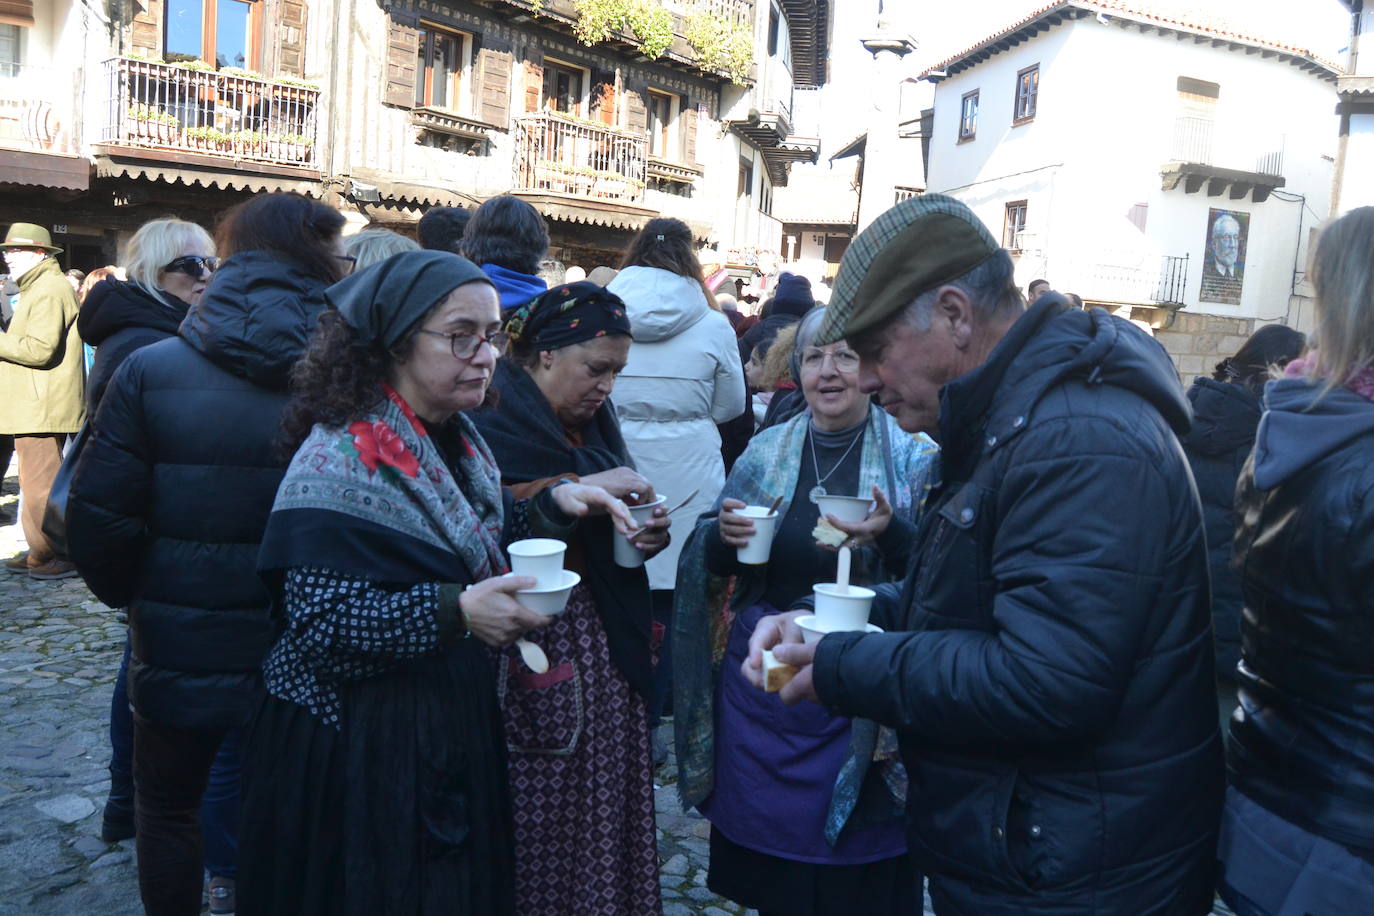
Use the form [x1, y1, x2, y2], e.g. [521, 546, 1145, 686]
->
[592, 169, 630, 199]
[184, 125, 230, 153]
[267, 132, 313, 163]
[124, 105, 182, 145]
[230, 129, 267, 157]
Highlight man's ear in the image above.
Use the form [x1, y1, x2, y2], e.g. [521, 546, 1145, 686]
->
[935, 285, 976, 350]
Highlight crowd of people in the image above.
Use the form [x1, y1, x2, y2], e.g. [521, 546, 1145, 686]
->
[0, 190, 1370, 916]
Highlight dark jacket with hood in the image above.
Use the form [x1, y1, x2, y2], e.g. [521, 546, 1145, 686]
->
[67, 251, 329, 732]
[77, 278, 191, 414]
[1179, 376, 1261, 682]
[812, 298, 1224, 914]
[1228, 378, 1374, 859]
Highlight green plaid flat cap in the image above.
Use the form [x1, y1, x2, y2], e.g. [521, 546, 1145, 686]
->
[817, 194, 1000, 344]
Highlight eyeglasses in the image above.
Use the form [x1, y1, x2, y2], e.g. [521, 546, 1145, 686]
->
[335, 254, 358, 276]
[416, 328, 511, 360]
[800, 347, 860, 373]
[163, 255, 219, 277]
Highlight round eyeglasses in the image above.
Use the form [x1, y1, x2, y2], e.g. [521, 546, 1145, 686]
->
[162, 255, 219, 277]
[416, 329, 511, 360]
[800, 347, 860, 373]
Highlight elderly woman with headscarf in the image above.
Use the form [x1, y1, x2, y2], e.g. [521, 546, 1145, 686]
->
[237, 253, 635, 915]
[471, 281, 671, 915]
[674, 307, 939, 916]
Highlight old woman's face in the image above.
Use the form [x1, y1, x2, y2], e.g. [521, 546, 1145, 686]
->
[531, 335, 632, 429]
[389, 281, 502, 422]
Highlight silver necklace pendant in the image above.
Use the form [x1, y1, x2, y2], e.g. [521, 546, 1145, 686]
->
[809, 484, 827, 504]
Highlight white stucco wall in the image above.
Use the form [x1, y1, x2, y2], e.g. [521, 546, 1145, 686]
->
[926, 17, 1337, 323]
[1338, 114, 1374, 211]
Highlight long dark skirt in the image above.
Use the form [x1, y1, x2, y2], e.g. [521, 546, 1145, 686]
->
[238, 640, 515, 916]
[708, 827, 920, 916]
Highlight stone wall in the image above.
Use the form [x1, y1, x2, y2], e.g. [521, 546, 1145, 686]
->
[1154, 312, 1258, 385]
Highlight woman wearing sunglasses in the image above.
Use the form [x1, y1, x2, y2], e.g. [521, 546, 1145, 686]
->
[76, 219, 243, 909]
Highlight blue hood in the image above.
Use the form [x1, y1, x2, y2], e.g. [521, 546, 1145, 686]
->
[481, 263, 546, 314]
[1251, 378, 1374, 490]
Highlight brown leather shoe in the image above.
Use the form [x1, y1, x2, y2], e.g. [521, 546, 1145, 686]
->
[28, 559, 78, 580]
[4, 553, 30, 573]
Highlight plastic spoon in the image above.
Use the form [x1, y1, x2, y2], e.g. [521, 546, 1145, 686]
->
[836, 545, 852, 595]
[515, 638, 549, 674]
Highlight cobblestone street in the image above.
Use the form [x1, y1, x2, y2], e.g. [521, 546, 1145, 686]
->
[0, 469, 768, 915]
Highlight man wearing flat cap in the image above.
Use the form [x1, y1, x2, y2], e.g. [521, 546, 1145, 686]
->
[0, 223, 85, 579]
[748, 195, 1223, 913]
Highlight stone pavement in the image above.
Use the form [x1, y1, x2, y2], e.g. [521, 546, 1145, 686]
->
[0, 468, 1228, 916]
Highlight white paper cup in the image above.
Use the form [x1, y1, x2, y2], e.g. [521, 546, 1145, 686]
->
[507, 538, 567, 589]
[813, 583, 876, 631]
[796, 614, 884, 644]
[735, 505, 780, 565]
[503, 570, 581, 616]
[613, 495, 667, 568]
[815, 494, 872, 525]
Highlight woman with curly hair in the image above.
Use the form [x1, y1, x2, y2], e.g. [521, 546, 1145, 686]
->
[238, 252, 636, 915]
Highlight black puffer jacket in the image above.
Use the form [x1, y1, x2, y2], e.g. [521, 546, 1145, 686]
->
[77, 278, 190, 414]
[1229, 378, 1374, 858]
[813, 299, 1224, 914]
[67, 251, 328, 731]
[1179, 376, 1261, 682]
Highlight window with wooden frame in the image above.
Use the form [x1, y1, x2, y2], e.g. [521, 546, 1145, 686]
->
[1003, 200, 1028, 250]
[1014, 64, 1038, 122]
[163, 0, 264, 70]
[0, 23, 21, 78]
[959, 89, 979, 141]
[541, 59, 585, 117]
[414, 23, 471, 112]
[647, 89, 675, 158]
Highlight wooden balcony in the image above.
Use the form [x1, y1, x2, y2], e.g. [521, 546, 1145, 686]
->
[513, 111, 648, 205]
[98, 57, 320, 172]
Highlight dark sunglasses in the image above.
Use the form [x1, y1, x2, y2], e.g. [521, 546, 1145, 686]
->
[163, 255, 219, 277]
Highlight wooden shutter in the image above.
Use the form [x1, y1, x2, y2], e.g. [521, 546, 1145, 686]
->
[276, 0, 307, 78]
[624, 82, 647, 136]
[591, 68, 616, 126]
[129, 0, 160, 58]
[0, 1, 34, 28]
[476, 46, 512, 127]
[682, 97, 698, 165]
[523, 49, 544, 114]
[383, 16, 421, 109]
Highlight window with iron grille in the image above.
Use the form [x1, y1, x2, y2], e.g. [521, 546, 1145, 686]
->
[1004, 200, 1028, 250]
[959, 90, 979, 141]
[1014, 64, 1038, 122]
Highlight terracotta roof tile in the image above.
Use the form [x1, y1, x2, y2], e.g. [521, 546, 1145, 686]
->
[923, 1, 1342, 77]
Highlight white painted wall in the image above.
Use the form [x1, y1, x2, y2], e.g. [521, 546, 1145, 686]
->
[1338, 115, 1374, 211]
[925, 17, 1337, 323]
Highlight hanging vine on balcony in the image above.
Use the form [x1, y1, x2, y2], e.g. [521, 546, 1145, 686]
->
[685, 13, 753, 84]
[572, 0, 673, 60]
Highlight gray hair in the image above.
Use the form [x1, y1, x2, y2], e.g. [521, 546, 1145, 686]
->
[345, 229, 420, 272]
[789, 306, 829, 382]
[902, 249, 1022, 332]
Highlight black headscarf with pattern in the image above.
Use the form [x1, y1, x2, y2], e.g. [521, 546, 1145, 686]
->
[503, 280, 632, 352]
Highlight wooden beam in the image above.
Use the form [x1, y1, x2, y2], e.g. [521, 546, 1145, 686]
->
[1184, 174, 1206, 194]
[1253, 187, 1274, 203]
[1207, 177, 1227, 197]
[1228, 182, 1253, 200]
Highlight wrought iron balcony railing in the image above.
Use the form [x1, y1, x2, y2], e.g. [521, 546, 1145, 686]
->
[1170, 116, 1284, 177]
[0, 67, 76, 154]
[100, 57, 320, 169]
[513, 111, 648, 205]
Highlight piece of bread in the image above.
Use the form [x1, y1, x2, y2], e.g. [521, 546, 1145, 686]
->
[812, 517, 848, 548]
[763, 649, 798, 692]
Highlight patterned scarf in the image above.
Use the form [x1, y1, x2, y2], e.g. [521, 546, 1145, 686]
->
[1284, 356, 1374, 404]
[264, 385, 507, 584]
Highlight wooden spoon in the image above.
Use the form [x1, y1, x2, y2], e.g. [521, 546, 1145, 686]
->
[515, 638, 549, 674]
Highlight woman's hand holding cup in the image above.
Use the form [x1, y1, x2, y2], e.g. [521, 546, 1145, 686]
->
[460, 575, 552, 647]
[742, 610, 819, 704]
[820, 485, 894, 550]
[551, 482, 636, 534]
[718, 498, 757, 547]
